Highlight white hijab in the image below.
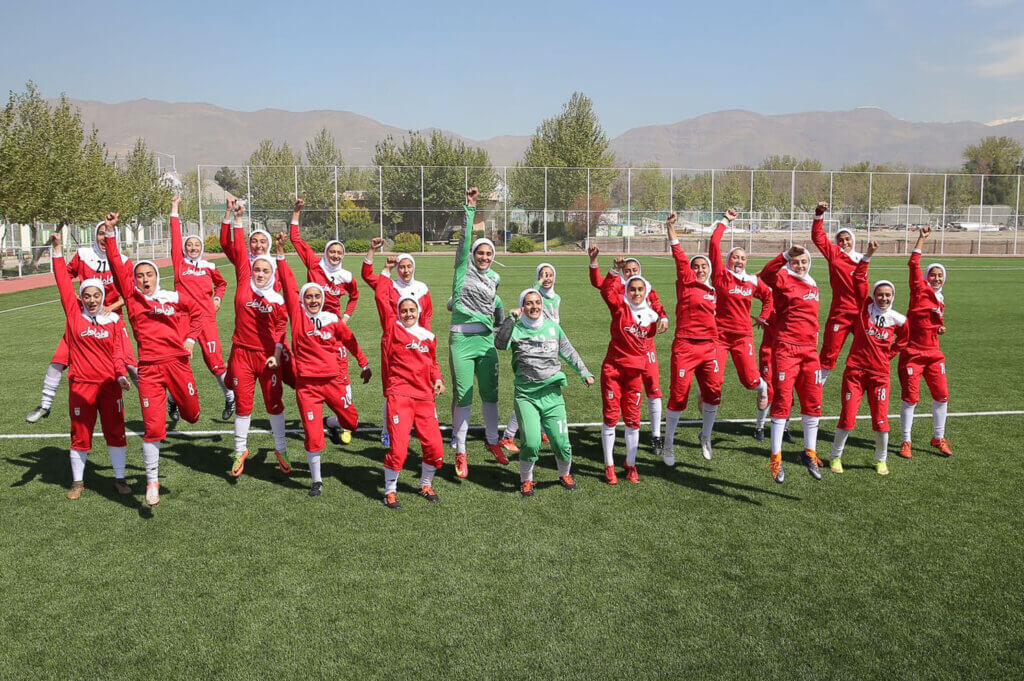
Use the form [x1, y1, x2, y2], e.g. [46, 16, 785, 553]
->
[298, 282, 338, 328]
[517, 289, 545, 329]
[393, 253, 428, 298]
[725, 247, 758, 284]
[78, 278, 119, 324]
[784, 250, 816, 287]
[924, 263, 946, 303]
[249, 255, 284, 305]
[535, 262, 556, 299]
[319, 240, 353, 285]
[689, 254, 714, 290]
[624, 276, 659, 327]
[471, 238, 495, 271]
[835, 228, 864, 263]
[182, 234, 206, 267]
[133, 260, 179, 304]
[396, 293, 434, 342]
[78, 221, 126, 272]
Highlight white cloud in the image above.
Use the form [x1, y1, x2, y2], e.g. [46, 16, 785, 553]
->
[978, 33, 1024, 77]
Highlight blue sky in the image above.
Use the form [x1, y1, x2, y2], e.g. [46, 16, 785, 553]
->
[2, 0, 1022, 138]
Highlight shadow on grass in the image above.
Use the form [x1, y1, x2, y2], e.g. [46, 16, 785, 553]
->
[9, 445, 153, 517]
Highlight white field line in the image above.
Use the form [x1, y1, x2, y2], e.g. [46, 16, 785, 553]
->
[1, 410, 1021, 440]
[0, 299, 59, 314]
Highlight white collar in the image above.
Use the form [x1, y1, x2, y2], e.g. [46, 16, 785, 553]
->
[397, 319, 434, 342]
[784, 266, 816, 288]
[726, 268, 758, 285]
[249, 279, 284, 305]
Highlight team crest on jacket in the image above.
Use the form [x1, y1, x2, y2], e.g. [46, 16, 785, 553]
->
[306, 411, 314, 421]
[392, 414, 400, 424]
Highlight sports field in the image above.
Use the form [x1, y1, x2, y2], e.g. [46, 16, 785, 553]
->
[1, 252, 1021, 679]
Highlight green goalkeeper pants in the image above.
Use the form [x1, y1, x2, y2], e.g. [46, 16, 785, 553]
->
[514, 384, 571, 463]
[449, 330, 499, 408]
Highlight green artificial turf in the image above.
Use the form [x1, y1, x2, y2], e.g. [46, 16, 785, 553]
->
[0, 253, 1021, 679]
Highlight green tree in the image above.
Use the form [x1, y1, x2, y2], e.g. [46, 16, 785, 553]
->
[213, 166, 245, 197]
[116, 138, 171, 226]
[373, 131, 494, 241]
[299, 128, 345, 237]
[962, 136, 1024, 205]
[512, 92, 616, 212]
[247, 139, 300, 224]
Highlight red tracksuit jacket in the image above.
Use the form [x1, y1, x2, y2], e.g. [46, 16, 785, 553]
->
[290, 222, 359, 318]
[361, 260, 434, 331]
[373, 276, 442, 400]
[759, 252, 821, 347]
[53, 254, 127, 382]
[600, 271, 659, 370]
[847, 259, 909, 374]
[171, 215, 227, 319]
[811, 217, 861, 318]
[668, 221, 724, 342]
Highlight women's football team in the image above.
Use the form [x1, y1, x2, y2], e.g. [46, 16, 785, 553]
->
[35, 188, 953, 507]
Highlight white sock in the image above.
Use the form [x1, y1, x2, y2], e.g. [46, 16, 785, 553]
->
[519, 460, 534, 482]
[932, 401, 948, 439]
[142, 440, 160, 482]
[601, 424, 616, 466]
[647, 397, 662, 438]
[756, 406, 769, 430]
[556, 458, 571, 477]
[700, 403, 719, 441]
[306, 451, 322, 483]
[831, 428, 851, 459]
[901, 401, 916, 442]
[818, 368, 831, 385]
[69, 449, 87, 481]
[420, 463, 436, 488]
[482, 402, 499, 445]
[41, 363, 64, 409]
[755, 377, 768, 398]
[624, 427, 640, 466]
[216, 372, 234, 401]
[875, 431, 889, 461]
[504, 410, 519, 439]
[453, 406, 471, 454]
[802, 415, 820, 452]
[383, 467, 399, 494]
[665, 409, 682, 448]
[770, 418, 786, 453]
[234, 414, 252, 453]
[108, 446, 127, 479]
[269, 412, 287, 452]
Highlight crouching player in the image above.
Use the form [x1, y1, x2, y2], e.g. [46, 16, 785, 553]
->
[829, 240, 908, 475]
[277, 238, 371, 497]
[373, 274, 446, 509]
[50, 233, 132, 499]
[495, 288, 595, 496]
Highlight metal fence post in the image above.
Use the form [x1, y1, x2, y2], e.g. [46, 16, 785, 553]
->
[293, 165, 299, 202]
[866, 172, 873, 241]
[749, 170, 755, 252]
[378, 166, 384, 240]
[1014, 175, 1021, 255]
[543, 167, 548, 253]
[420, 166, 425, 253]
[627, 167, 632, 254]
[245, 166, 252, 229]
[503, 166, 509, 254]
[789, 169, 795, 247]
[978, 175, 985, 255]
[333, 166, 339, 242]
[940, 174, 947, 256]
[586, 168, 591, 251]
[905, 172, 912, 254]
[197, 165, 204, 238]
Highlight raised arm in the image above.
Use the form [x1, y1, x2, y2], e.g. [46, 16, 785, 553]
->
[362, 237, 385, 287]
[276, 250, 301, 323]
[557, 326, 594, 384]
[494, 315, 516, 350]
[219, 198, 237, 263]
[909, 226, 929, 296]
[757, 252, 788, 289]
[170, 195, 184, 275]
[372, 273, 397, 329]
[665, 212, 695, 284]
[230, 202, 248, 266]
[709, 210, 734, 284]
[587, 245, 602, 289]
[288, 199, 319, 270]
[101, 214, 132, 298]
[600, 268, 624, 309]
[49, 234, 77, 318]
[809, 201, 835, 260]
[453, 187, 478, 277]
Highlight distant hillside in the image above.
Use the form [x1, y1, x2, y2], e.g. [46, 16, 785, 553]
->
[65, 98, 1024, 171]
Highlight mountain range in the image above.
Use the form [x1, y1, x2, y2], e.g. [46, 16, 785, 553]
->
[64, 98, 1024, 172]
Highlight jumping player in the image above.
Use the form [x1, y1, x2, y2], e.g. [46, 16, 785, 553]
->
[588, 251, 669, 449]
[363, 237, 433, 448]
[49, 232, 131, 499]
[811, 202, 863, 385]
[449, 186, 506, 478]
[662, 211, 727, 464]
[223, 202, 291, 478]
[898, 226, 953, 458]
[104, 213, 202, 507]
[495, 288, 594, 496]
[276, 242, 371, 497]
[288, 199, 359, 320]
[372, 274, 446, 509]
[829, 239, 908, 475]
[592, 247, 659, 484]
[26, 220, 137, 423]
[169, 195, 234, 419]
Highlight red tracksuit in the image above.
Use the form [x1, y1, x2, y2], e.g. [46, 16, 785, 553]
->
[227, 254, 288, 419]
[373, 277, 444, 473]
[899, 251, 948, 405]
[362, 259, 433, 397]
[812, 218, 862, 370]
[760, 252, 822, 419]
[290, 222, 359, 318]
[713, 252, 774, 391]
[106, 238, 202, 442]
[666, 222, 725, 411]
[590, 265, 667, 398]
[50, 246, 137, 368]
[53, 254, 128, 452]
[171, 215, 228, 375]
[839, 259, 909, 432]
[599, 272, 658, 429]
[279, 261, 368, 452]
